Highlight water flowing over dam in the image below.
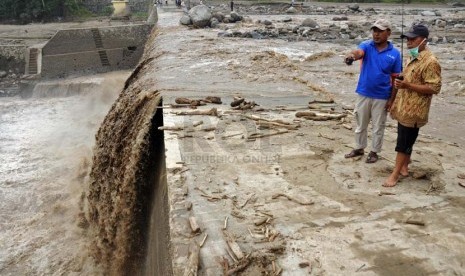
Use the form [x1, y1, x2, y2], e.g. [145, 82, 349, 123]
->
[86, 31, 172, 274]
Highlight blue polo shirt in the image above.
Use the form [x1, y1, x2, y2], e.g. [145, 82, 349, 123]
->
[356, 40, 402, 100]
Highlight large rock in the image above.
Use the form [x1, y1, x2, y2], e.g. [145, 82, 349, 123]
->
[421, 11, 436, 16]
[180, 14, 192, 25]
[286, 7, 297, 14]
[348, 4, 360, 12]
[301, 18, 319, 28]
[188, 4, 212, 28]
[210, 17, 220, 28]
[230, 11, 242, 22]
[212, 11, 225, 22]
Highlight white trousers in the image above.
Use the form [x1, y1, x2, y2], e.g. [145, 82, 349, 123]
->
[354, 95, 388, 153]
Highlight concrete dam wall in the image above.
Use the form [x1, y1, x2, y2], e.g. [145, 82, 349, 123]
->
[40, 24, 153, 78]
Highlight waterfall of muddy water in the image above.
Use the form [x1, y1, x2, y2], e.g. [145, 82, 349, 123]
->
[87, 29, 172, 275]
[0, 71, 129, 274]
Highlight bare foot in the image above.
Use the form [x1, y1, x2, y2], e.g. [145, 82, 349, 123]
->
[400, 167, 409, 177]
[383, 175, 398, 187]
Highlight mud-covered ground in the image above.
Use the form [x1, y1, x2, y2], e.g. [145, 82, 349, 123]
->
[151, 3, 465, 275]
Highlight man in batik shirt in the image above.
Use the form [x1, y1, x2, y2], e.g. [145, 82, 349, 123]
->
[383, 24, 442, 187]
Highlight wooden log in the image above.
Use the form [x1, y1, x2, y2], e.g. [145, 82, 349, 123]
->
[223, 216, 229, 230]
[231, 97, 245, 107]
[158, 125, 184, 131]
[174, 108, 219, 117]
[224, 231, 244, 260]
[271, 193, 314, 205]
[254, 217, 268, 226]
[256, 120, 299, 130]
[405, 218, 425, 226]
[189, 217, 201, 233]
[200, 233, 208, 247]
[308, 99, 334, 104]
[204, 96, 222, 104]
[227, 258, 251, 275]
[295, 111, 346, 120]
[247, 130, 288, 140]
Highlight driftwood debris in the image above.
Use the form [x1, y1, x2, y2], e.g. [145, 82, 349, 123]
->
[227, 258, 251, 275]
[254, 217, 268, 226]
[342, 123, 353, 130]
[200, 233, 208, 247]
[295, 111, 346, 121]
[378, 191, 396, 196]
[183, 241, 200, 276]
[203, 96, 222, 104]
[189, 216, 201, 233]
[318, 132, 335, 140]
[231, 97, 245, 107]
[174, 108, 219, 117]
[175, 96, 222, 106]
[405, 217, 426, 226]
[223, 216, 229, 230]
[231, 97, 258, 110]
[271, 193, 314, 205]
[256, 120, 299, 130]
[176, 97, 204, 107]
[248, 130, 288, 140]
[308, 99, 335, 105]
[224, 231, 245, 260]
[158, 120, 203, 131]
[158, 125, 184, 131]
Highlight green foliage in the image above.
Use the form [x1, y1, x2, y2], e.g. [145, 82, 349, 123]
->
[0, 0, 92, 23]
[101, 5, 115, 16]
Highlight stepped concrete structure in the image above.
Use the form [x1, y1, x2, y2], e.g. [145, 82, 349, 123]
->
[34, 24, 153, 78]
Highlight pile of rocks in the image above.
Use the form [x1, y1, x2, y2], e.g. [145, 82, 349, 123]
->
[0, 70, 21, 97]
[180, 5, 245, 28]
[179, 4, 465, 44]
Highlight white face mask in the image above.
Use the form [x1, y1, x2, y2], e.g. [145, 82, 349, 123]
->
[408, 38, 427, 59]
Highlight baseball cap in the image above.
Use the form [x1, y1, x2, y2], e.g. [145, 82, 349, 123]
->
[371, 19, 391, 31]
[401, 24, 429, 39]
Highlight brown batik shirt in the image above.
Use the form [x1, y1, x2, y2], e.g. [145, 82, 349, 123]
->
[391, 48, 442, 128]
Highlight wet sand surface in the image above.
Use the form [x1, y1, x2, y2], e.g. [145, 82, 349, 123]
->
[151, 5, 465, 275]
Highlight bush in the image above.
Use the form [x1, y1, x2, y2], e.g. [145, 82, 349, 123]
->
[101, 5, 115, 16]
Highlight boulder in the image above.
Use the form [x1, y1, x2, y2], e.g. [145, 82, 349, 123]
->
[301, 18, 318, 28]
[180, 14, 192, 25]
[230, 11, 242, 22]
[348, 4, 360, 12]
[283, 17, 292, 22]
[436, 19, 447, 28]
[263, 19, 273, 26]
[188, 4, 212, 28]
[210, 17, 220, 28]
[286, 7, 297, 14]
[421, 11, 436, 16]
[212, 11, 224, 22]
[0, 71, 7, 78]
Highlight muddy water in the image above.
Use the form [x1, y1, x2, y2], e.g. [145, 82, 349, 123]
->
[0, 71, 128, 274]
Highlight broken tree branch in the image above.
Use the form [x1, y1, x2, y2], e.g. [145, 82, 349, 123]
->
[271, 193, 314, 205]
[174, 108, 219, 117]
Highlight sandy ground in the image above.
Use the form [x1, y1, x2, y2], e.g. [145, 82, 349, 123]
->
[150, 5, 465, 275]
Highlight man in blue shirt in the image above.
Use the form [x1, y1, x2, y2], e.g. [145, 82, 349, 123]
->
[344, 19, 402, 163]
